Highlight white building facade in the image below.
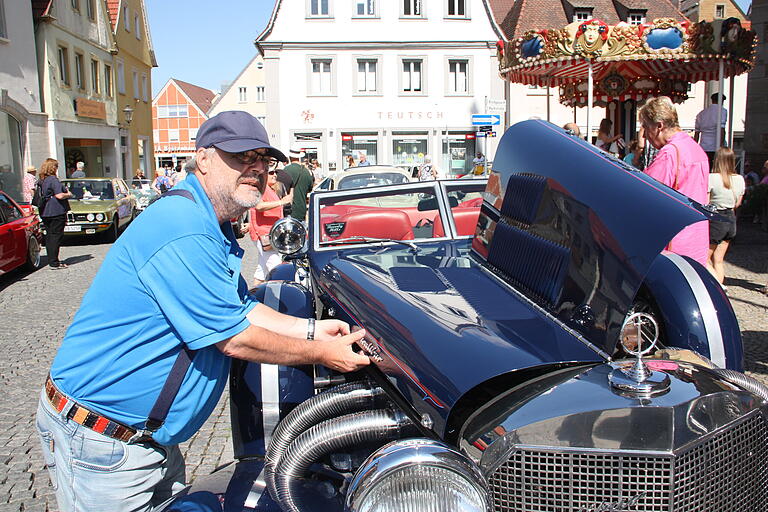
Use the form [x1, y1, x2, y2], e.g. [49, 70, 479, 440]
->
[35, 0, 121, 179]
[208, 55, 268, 127]
[256, 0, 506, 177]
[0, 1, 48, 202]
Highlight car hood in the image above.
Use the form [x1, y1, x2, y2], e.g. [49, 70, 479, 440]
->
[311, 244, 602, 436]
[472, 120, 712, 356]
[68, 200, 116, 212]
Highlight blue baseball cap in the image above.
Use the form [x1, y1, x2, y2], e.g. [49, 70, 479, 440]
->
[195, 110, 287, 162]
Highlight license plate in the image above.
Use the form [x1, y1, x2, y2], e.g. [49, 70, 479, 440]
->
[64, 225, 82, 232]
[85, 229, 96, 234]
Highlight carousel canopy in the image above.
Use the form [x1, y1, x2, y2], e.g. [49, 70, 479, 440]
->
[497, 17, 757, 106]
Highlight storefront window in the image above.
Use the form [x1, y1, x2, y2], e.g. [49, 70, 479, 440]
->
[342, 133, 378, 167]
[392, 133, 427, 167]
[0, 111, 23, 202]
[441, 133, 476, 177]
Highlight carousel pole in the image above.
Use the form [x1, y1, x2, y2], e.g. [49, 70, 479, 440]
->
[728, 74, 735, 149]
[715, 59, 725, 150]
[546, 76, 551, 122]
[587, 59, 594, 143]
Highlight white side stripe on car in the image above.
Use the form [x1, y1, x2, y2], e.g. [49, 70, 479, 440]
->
[664, 253, 726, 368]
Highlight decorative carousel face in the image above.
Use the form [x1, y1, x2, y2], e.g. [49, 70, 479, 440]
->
[575, 19, 608, 55]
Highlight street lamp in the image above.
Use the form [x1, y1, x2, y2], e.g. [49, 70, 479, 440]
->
[122, 104, 134, 125]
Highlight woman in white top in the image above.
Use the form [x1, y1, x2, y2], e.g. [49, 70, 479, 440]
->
[707, 147, 745, 288]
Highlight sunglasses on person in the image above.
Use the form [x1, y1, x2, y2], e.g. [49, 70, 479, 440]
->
[267, 170, 277, 175]
[216, 148, 279, 170]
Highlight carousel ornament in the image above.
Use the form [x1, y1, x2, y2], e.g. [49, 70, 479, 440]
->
[574, 19, 609, 58]
[543, 27, 572, 58]
[642, 18, 687, 54]
[603, 22, 643, 58]
[599, 71, 629, 96]
[687, 21, 716, 54]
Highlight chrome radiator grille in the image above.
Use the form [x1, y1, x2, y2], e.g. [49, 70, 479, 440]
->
[489, 412, 768, 512]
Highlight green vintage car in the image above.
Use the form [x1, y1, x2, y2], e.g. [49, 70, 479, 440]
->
[128, 179, 160, 212]
[61, 178, 137, 242]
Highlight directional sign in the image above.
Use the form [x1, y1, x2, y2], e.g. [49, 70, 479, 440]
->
[485, 99, 506, 114]
[479, 125, 493, 132]
[472, 114, 501, 126]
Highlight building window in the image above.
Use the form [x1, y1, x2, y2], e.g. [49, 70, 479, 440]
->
[157, 105, 189, 118]
[355, 0, 375, 16]
[189, 128, 198, 141]
[86, 0, 95, 20]
[90, 59, 99, 94]
[628, 11, 645, 25]
[256, 86, 265, 102]
[71, 0, 79, 12]
[715, 4, 725, 18]
[132, 70, 139, 99]
[356, 59, 377, 93]
[74, 53, 85, 90]
[401, 59, 423, 93]
[309, 0, 330, 17]
[123, 6, 130, 31]
[58, 46, 70, 86]
[402, 0, 423, 17]
[0, 0, 6, 39]
[104, 64, 112, 96]
[448, 59, 468, 93]
[447, 0, 466, 17]
[168, 129, 179, 142]
[310, 59, 333, 95]
[134, 13, 141, 38]
[238, 87, 247, 102]
[141, 74, 148, 101]
[573, 9, 592, 23]
[116, 60, 125, 94]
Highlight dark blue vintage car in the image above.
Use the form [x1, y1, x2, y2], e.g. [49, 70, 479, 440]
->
[162, 120, 768, 512]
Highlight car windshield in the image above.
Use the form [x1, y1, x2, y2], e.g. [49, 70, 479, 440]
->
[63, 180, 115, 200]
[130, 179, 153, 191]
[337, 172, 409, 190]
[314, 180, 486, 249]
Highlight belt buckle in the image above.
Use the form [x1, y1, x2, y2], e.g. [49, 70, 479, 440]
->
[127, 429, 154, 445]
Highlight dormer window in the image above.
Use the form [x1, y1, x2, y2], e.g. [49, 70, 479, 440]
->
[628, 11, 646, 25]
[573, 9, 592, 23]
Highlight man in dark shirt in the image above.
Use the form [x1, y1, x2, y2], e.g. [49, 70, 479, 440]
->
[283, 149, 314, 221]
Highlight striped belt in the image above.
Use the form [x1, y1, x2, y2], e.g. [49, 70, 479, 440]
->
[45, 376, 143, 443]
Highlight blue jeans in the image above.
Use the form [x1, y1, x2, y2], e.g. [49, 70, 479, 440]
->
[36, 389, 186, 511]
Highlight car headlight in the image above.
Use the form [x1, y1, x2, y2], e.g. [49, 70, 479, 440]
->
[346, 439, 490, 512]
[96, 213, 105, 221]
[86, 213, 95, 221]
[270, 217, 306, 255]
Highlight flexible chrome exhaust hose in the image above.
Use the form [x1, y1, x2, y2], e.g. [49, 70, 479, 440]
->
[273, 409, 414, 512]
[264, 381, 386, 500]
[711, 368, 768, 402]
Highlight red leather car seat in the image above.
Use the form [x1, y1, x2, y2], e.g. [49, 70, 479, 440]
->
[433, 208, 480, 237]
[341, 209, 415, 240]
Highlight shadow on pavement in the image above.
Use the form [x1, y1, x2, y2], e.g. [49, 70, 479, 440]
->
[62, 254, 95, 266]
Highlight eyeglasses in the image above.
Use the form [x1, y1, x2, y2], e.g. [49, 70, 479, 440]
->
[217, 148, 278, 170]
[267, 170, 277, 175]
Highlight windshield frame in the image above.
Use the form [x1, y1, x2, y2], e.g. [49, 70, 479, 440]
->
[310, 179, 487, 253]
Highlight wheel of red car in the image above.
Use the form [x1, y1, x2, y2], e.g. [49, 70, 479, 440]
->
[24, 236, 42, 271]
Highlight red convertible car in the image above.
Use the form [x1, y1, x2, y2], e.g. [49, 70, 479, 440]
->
[0, 191, 43, 275]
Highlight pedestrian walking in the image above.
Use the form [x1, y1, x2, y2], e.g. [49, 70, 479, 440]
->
[71, 161, 86, 178]
[694, 93, 728, 168]
[472, 152, 486, 175]
[152, 169, 173, 194]
[35, 110, 369, 512]
[22, 165, 37, 204]
[37, 158, 73, 269]
[418, 156, 438, 181]
[640, 96, 709, 266]
[284, 149, 313, 221]
[707, 147, 745, 289]
[247, 166, 293, 287]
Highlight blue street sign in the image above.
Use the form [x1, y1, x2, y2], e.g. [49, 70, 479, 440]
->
[475, 131, 487, 137]
[472, 114, 501, 126]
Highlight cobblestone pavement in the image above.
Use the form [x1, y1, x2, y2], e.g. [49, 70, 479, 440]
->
[0, 222, 766, 511]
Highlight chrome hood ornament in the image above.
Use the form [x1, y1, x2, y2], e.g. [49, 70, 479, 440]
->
[609, 312, 671, 396]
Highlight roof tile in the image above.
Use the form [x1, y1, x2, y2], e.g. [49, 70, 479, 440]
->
[173, 79, 216, 115]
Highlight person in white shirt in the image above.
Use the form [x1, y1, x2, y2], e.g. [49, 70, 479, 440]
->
[71, 161, 86, 178]
[472, 152, 486, 175]
[694, 93, 728, 168]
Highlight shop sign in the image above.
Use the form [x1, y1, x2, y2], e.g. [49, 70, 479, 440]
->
[342, 134, 353, 141]
[377, 111, 444, 120]
[475, 132, 487, 138]
[75, 98, 107, 120]
[465, 134, 475, 140]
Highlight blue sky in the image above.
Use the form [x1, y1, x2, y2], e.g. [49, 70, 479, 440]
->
[146, 0, 753, 97]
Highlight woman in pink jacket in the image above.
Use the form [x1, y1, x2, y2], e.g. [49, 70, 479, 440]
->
[639, 97, 710, 266]
[248, 168, 293, 286]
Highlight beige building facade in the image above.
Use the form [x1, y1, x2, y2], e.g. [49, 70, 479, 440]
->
[208, 55, 268, 127]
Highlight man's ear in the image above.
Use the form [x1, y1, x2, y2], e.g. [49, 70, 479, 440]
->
[196, 147, 212, 175]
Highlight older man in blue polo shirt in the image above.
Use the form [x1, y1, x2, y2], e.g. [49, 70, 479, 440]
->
[35, 111, 370, 512]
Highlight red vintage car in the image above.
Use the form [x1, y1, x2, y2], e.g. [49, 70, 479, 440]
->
[0, 191, 43, 275]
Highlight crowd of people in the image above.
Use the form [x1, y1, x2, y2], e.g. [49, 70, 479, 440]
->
[564, 95, 768, 292]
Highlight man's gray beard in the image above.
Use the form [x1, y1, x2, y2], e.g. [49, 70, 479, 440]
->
[210, 184, 262, 221]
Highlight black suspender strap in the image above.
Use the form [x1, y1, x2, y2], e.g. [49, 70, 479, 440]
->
[143, 187, 198, 434]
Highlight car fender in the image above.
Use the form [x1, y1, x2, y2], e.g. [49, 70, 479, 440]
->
[644, 252, 743, 371]
[266, 261, 298, 282]
[230, 281, 315, 459]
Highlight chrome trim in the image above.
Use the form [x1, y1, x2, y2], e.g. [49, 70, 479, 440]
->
[664, 253, 725, 367]
[345, 438, 490, 512]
